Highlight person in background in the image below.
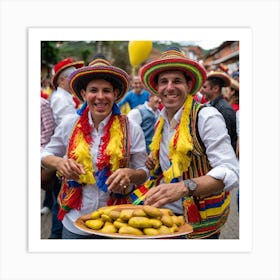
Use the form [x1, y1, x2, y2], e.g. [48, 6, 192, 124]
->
[223, 78, 239, 112]
[133, 47, 239, 239]
[40, 97, 55, 216]
[41, 54, 149, 239]
[50, 58, 84, 127]
[41, 78, 54, 99]
[117, 76, 150, 111]
[232, 69, 239, 82]
[200, 71, 238, 151]
[236, 109, 240, 212]
[127, 92, 161, 153]
[42, 58, 84, 238]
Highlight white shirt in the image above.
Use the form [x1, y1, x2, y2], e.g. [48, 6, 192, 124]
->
[41, 111, 149, 235]
[127, 101, 160, 125]
[159, 105, 239, 214]
[50, 86, 77, 127]
[236, 110, 240, 136]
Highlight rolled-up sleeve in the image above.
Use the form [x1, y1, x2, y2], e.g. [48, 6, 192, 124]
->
[198, 106, 239, 191]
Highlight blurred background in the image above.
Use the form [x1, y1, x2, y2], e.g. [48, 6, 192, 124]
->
[41, 40, 239, 80]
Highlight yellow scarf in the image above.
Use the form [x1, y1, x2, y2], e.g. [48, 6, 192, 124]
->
[150, 94, 194, 182]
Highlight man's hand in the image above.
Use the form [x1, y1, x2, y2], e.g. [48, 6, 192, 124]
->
[145, 153, 156, 170]
[144, 182, 186, 208]
[56, 158, 86, 181]
[106, 168, 132, 194]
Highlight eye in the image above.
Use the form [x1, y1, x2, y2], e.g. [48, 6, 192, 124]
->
[158, 78, 168, 85]
[103, 88, 113, 93]
[89, 87, 97, 93]
[174, 78, 183, 84]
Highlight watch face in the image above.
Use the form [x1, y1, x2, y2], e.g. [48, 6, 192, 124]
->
[188, 179, 197, 190]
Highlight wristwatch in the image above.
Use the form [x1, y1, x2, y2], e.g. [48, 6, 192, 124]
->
[183, 179, 197, 197]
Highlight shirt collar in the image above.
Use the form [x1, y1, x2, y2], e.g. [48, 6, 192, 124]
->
[160, 106, 183, 129]
[88, 110, 113, 130]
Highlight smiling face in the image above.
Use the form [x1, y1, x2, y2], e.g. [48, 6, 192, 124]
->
[156, 71, 191, 120]
[131, 76, 143, 94]
[81, 79, 119, 127]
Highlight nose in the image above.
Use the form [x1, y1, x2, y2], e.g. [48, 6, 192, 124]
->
[95, 90, 105, 98]
[166, 81, 175, 91]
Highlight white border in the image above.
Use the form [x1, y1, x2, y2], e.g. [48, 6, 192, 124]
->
[28, 27, 252, 253]
[1, 0, 279, 279]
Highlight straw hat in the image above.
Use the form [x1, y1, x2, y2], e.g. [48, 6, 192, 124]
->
[207, 71, 231, 87]
[230, 78, 239, 91]
[68, 54, 130, 102]
[52, 58, 84, 88]
[139, 47, 207, 95]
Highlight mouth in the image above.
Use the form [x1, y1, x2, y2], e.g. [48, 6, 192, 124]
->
[163, 93, 179, 99]
[93, 102, 108, 111]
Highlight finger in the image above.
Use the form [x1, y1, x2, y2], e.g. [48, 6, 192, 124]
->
[105, 171, 119, 185]
[77, 163, 86, 174]
[68, 162, 85, 177]
[145, 189, 168, 207]
[148, 198, 167, 208]
[107, 174, 124, 191]
[144, 187, 160, 204]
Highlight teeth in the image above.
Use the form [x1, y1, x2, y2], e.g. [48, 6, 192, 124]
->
[164, 94, 178, 98]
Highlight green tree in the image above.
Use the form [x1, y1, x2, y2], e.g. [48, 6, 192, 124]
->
[41, 41, 59, 65]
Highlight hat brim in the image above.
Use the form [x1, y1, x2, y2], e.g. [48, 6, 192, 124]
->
[140, 58, 206, 95]
[68, 66, 130, 102]
[230, 78, 239, 91]
[207, 72, 231, 87]
[52, 61, 85, 88]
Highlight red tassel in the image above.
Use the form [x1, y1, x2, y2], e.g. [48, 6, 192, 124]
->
[184, 197, 201, 223]
[57, 208, 66, 221]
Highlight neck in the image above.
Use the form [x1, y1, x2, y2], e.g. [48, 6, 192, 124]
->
[209, 92, 222, 101]
[166, 108, 179, 123]
[91, 114, 105, 130]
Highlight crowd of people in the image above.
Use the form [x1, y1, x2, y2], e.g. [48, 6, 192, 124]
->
[40, 46, 240, 239]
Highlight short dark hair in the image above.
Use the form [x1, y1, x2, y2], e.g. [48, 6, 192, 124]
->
[207, 77, 226, 88]
[154, 70, 192, 84]
[78, 73, 123, 93]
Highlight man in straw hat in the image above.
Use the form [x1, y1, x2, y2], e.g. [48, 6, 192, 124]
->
[200, 71, 238, 151]
[223, 77, 240, 112]
[41, 54, 149, 239]
[136, 47, 239, 239]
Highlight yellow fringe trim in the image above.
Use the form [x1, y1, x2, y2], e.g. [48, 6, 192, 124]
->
[72, 130, 95, 185]
[150, 95, 194, 183]
[106, 116, 124, 171]
[69, 115, 125, 184]
[149, 115, 164, 174]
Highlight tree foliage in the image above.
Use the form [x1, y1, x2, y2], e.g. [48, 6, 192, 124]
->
[41, 40, 205, 77]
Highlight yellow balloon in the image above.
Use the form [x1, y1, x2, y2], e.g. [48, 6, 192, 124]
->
[128, 41, 153, 67]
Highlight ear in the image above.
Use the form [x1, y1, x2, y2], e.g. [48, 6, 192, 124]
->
[114, 88, 120, 100]
[213, 85, 220, 92]
[187, 80, 193, 92]
[80, 89, 86, 100]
